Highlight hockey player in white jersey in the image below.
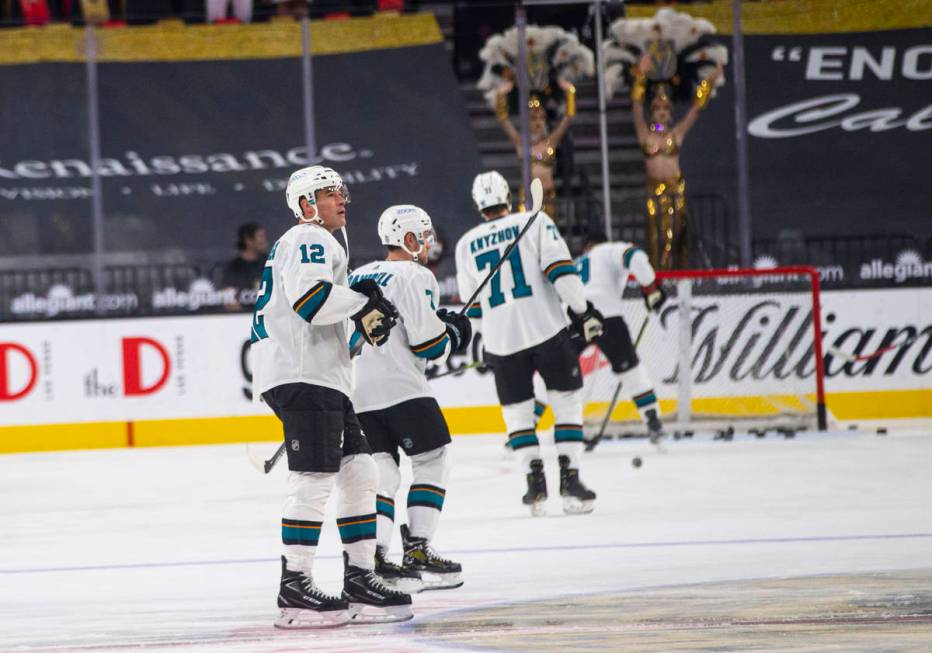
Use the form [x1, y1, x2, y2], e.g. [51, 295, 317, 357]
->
[251, 166, 412, 629]
[350, 204, 472, 592]
[455, 171, 604, 516]
[576, 231, 667, 442]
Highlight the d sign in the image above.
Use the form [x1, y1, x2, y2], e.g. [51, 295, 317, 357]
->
[122, 337, 171, 396]
[0, 342, 38, 401]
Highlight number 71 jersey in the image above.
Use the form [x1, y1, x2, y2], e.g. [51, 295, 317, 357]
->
[454, 210, 576, 357]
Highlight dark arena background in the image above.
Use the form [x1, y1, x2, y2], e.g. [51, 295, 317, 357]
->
[1, 1, 930, 651]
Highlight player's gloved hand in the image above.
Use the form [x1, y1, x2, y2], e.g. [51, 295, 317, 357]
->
[641, 281, 667, 313]
[567, 301, 604, 343]
[436, 307, 473, 354]
[350, 280, 399, 346]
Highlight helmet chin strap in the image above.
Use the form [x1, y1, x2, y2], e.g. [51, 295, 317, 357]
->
[403, 241, 425, 261]
[298, 205, 324, 226]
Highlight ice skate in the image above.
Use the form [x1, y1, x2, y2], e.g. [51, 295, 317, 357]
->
[521, 458, 548, 517]
[274, 556, 350, 629]
[342, 552, 413, 624]
[401, 524, 464, 590]
[375, 545, 424, 594]
[646, 409, 668, 453]
[558, 455, 596, 514]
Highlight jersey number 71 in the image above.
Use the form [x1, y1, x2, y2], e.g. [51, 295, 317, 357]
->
[474, 248, 533, 308]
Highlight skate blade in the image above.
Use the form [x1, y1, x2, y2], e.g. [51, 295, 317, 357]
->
[348, 602, 413, 624]
[525, 499, 547, 517]
[274, 607, 350, 629]
[419, 571, 464, 591]
[378, 574, 425, 594]
[562, 496, 595, 514]
[649, 433, 669, 453]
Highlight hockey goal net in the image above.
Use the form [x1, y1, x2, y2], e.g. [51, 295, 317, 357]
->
[580, 267, 827, 436]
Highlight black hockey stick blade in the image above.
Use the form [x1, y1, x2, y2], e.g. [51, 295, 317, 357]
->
[247, 442, 286, 474]
[457, 178, 544, 318]
[428, 360, 482, 380]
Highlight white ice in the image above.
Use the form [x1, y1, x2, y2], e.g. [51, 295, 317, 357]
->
[2, 428, 931, 652]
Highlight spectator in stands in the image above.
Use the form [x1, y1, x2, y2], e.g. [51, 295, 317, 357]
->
[493, 78, 576, 227]
[630, 53, 722, 270]
[221, 222, 268, 309]
[207, 0, 252, 22]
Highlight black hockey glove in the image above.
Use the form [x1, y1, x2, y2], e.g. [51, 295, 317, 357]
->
[436, 307, 473, 354]
[641, 281, 667, 313]
[567, 301, 604, 343]
[350, 280, 399, 346]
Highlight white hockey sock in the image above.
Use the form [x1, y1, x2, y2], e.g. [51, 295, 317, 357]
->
[407, 446, 449, 541]
[373, 452, 401, 552]
[548, 389, 585, 469]
[620, 364, 660, 422]
[282, 470, 337, 574]
[336, 454, 378, 570]
[501, 399, 541, 466]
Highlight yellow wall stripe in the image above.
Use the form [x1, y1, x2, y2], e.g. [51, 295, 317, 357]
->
[1, 388, 928, 454]
[625, 0, 932, 35]
[0, 13, 442, 65]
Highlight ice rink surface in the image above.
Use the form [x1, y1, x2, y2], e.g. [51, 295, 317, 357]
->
[3, 428, 932, 652]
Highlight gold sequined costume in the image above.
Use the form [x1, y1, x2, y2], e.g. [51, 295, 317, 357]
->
[646, 174, 688, 270]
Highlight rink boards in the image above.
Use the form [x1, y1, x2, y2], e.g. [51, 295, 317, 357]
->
[0, 287, 929, 453]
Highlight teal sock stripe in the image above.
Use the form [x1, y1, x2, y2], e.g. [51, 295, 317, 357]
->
[554, 425, 584, 443]
[282, 518, 322, 546]
[534, 401, 547, 418]
[376, 496, 395, 521]
[337, 513, 377, 544]
[633, 391, 657, 408]
[407, 484, 445, 511]
[509, 430, 539, 450]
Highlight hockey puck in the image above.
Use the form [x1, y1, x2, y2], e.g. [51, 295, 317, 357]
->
[632, 456, 642, 468]
[877, 427, 887, 435]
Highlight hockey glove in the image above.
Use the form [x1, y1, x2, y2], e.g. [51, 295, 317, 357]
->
[641, 281, 667, 313]
[436, 307, 473, 354]
[350, 281, 399, 346]
[567, 301, 604, 343]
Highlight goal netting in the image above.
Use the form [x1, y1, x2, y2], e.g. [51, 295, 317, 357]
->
[580, 267, 827, 437]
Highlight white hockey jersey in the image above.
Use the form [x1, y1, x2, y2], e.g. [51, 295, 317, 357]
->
[575, 241, 656, 318]
[349, 260, 452, 413]
[455, 210, 587, 357]
[250, 223, 368, 399]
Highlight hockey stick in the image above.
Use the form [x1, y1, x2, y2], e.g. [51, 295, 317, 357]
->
[828, 335, 917, 363]
[428, 359, 482, 380]
[246, 441, 286, 474]
[584, 315, 650, 452]
[457, 177, 544, 318]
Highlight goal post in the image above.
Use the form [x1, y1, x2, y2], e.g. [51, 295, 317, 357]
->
[580, 266, 827, 436]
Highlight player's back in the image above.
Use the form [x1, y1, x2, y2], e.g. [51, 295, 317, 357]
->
[350, 259, 445, 413]
[455, 210, 575, 357]
[577, 241, 654, 318]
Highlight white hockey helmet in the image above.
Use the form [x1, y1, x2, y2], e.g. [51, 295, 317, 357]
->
[285, 165, 349, 224]
[378, 204, 435, 260]
[471, 171, 511, 213]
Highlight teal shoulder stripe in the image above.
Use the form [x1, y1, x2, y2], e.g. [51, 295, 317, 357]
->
[622, 247, 642, 268]
[293, 282, 332, 323]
